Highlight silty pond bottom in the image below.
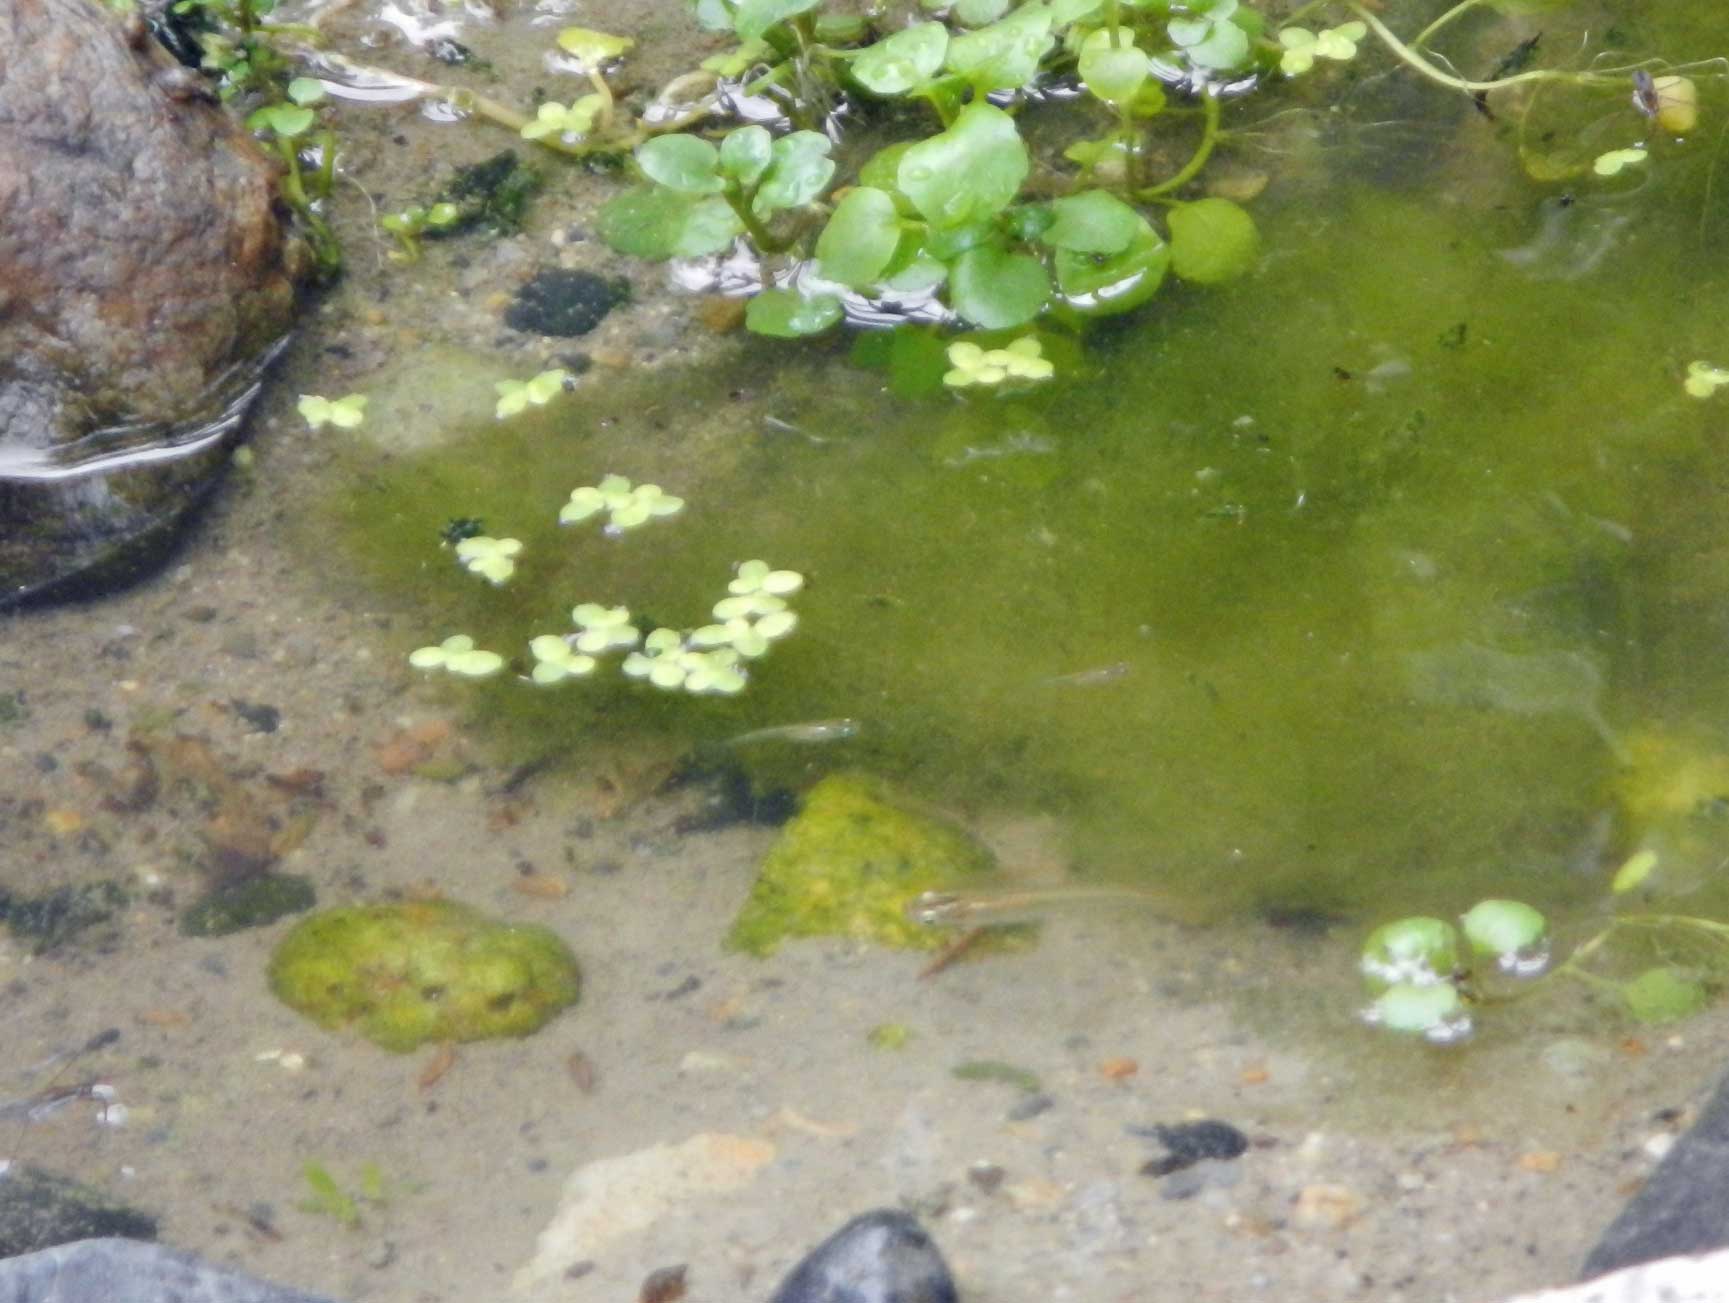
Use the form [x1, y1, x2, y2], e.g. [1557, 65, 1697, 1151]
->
[8, 0, 1729, 1299]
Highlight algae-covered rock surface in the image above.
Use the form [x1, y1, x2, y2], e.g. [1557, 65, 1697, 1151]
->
[268, 899, 580, 1052]
[727, 772, 997, 956]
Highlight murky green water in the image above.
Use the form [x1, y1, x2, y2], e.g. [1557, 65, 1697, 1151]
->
[328, 3, 1729, 936]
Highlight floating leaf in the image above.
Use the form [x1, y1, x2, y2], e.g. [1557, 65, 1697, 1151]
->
[1168, 197, 1259, 284]
[719, 125, 773, 187]
[816, 187, 904, 287]
[852, 22, 949, 95]
[754, 132, 836, 214]
[733, 0, 821, 39]
[1078, 31, 1147, 105]
[1041, 189, 1142, 254]
[945, 5, 1054, 91]
[638, 134, 725, 195]
[898, 103, 1028, 229]
[951, 245, 1050, 328]
[1623, 967, 1708, 1024]
[746, 288, 844, 337]
[597, 187, 742, 260]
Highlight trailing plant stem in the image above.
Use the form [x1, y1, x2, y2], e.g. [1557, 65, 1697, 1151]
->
[1134, 89, 1220, 199]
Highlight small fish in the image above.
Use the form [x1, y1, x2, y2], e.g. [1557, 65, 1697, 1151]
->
[725, 718, 861, 746]
[906, 884, 1165, 929]
[1041, 661, 1131, 687]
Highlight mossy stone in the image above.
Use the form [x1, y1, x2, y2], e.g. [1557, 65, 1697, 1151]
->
[179, 872, 315, 937]
[727, 771, 998, 956]
[267, 899, 581, 1052]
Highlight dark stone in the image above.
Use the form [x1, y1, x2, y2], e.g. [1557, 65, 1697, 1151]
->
[0, 1168, 156, 1259]
[434, 151, 542, 236]
[229, 700, 281, 734]
[0, 881, 130, 955]
[1582, 1069, 1729, 1278]
[0, 0, 304, 609]
[1132, 1119, 1249, 1177]
[768, 1210, 957, 1303]
[178, 872, 315, 937]
[0, 1237, 338, 1302]
[504, 269, 626, 337]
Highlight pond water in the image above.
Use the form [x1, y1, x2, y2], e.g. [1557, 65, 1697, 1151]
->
[6, 1, 1729, 1300]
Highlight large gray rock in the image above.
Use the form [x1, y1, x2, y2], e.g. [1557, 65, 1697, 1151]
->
[0, 1238, 339, 1303]
[0, 0, 302, 607]
[768, 1210, 958, 1303]
[1581, 1065, 1729, 1278]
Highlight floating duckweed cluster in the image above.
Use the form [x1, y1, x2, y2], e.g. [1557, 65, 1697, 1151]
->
[453, 535, 522, 584]
[297, 393, 367, 430]
[1684, 360, 1729, 398]
[409, 480, 803, 698]
[560, 473, 686, 534]
[942, 337, 1055, 390]
[494, 368, 572, 419]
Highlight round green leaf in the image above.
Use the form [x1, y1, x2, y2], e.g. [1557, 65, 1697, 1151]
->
[1078, 39, 1147, 105]
[637, 134, 724, 195]
[733, 0, 820, 39]
[1167, 197, 1259, 284]
[860, 141, 916, 193]
[950, 245, 1050, 328]
[1052, 219, 1169, 315]
[1623, 967, 1709, 1024]
[952, 0, 1008, 24]
[286, 77, 326, 106]
[598, 186, 742, 259]
[816, 187, 904, 287]
[746, 288, 844, 337]
[1459, 899, 1548, 962]
[898, 103, 1029, 229]
[719, 125, 773, 187]
[852, 22, 949, 95]
[1042, 189, 1142, 254]
[555, 27, 634, 63]
[945, 6, 1054, 91]
[754, 132, 835, 214]
[1365, 982, 1470, 1041]
[1360, 916, 1461, 993]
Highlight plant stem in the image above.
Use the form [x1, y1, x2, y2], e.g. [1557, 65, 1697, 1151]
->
[1344, 2, 1623, 96]
[1410, 0, 1486, 53]
[725, 187, 791, 253]
[1134, 88, 1219, 199]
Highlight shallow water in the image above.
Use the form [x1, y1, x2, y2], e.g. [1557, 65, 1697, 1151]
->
[7, 1, 1729, 1300]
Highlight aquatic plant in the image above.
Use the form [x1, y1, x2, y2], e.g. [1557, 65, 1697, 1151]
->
[494, 368, 572, 419]
[296, 393, 366, 430]
[408, 485, 803, 699]
[379, 202, 460, 263]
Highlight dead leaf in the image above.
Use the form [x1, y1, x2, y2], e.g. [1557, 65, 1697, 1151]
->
[418, 1042, 458, 1091]
[512, 871, 569, 900]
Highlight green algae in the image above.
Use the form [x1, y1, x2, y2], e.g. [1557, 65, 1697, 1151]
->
[727, 771, 998, 955]
[267, 900, 580, 1052]
[315, 53, 1729, 931]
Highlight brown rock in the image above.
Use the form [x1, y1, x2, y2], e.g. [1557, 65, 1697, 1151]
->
[0, 0, 304, 605]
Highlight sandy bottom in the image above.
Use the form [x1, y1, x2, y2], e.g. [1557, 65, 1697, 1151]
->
[0, 472, 1724, 1303]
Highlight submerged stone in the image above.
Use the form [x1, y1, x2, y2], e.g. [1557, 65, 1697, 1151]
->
[0, 0, 303, 608]
[505, 268, 627, 337]
[0, 1238, 336, 1303]
[768, 1209, 958, 1303]
[267, 899, 581, 1052]
[178, 872, 315, 937]
[726, 772, 997, 957]
[0, 1167, 157, 1259]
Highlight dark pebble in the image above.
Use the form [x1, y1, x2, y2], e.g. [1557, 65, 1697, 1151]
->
[768, 1209, 957, 1303]
[1006, 1092, 1054, 1122]
[505, 268, 627, 337]
[1132, 1118, 1249, 1177]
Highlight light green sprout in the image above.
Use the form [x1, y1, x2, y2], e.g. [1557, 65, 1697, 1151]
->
[453, 535, 522, 585]
[571, 603, 640, 653]
[556, 26, 635, 65]
[528, 634, 596, 684]
[521, 96, 605, 143]
[408, 634, 504, 677]
[942, 338, 1055, 389]
[1277, 22, 1366, 76]
[560, 475, 686, 534]
[1684, 360, 1729, 399]
[297, 393, 367, 430]
[1592, 147, 1648, 177]
[495, 369, 572, 419]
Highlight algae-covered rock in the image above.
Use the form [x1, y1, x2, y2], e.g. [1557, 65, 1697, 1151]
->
[268, 900, 580, 1052]
[727, 772, 996, 956]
